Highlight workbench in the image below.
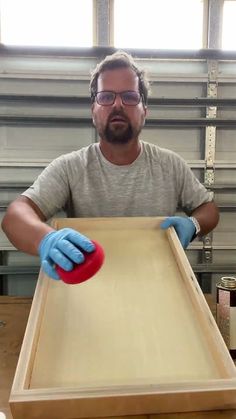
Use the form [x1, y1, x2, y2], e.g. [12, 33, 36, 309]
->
[0, 294, 236, 419]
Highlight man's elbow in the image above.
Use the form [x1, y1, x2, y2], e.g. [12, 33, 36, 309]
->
[1, 202, 14, 235]
[211, 200, 220, 229]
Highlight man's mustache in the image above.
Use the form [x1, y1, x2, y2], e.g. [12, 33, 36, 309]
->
[108, 111, 129, 123]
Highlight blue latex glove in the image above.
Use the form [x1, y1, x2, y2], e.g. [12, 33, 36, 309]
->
[160, 216, 196, 249]
[38, 228, 95, 280]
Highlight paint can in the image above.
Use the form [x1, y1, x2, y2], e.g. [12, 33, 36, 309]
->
[216, 276, 236, 359]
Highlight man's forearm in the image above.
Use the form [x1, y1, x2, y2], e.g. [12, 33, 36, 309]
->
[1, 197, 54, 256]
[191, 201, 220, 236]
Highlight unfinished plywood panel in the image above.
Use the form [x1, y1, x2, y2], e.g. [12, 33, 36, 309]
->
[9, 218, 236, 419]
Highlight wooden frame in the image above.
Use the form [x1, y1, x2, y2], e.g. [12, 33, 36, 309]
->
[9, 217, 236, 419]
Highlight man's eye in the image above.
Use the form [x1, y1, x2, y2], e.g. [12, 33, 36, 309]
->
[124, 93, 133, 100]
[123, 92, 139, 103]
[101, 93, 113, 101]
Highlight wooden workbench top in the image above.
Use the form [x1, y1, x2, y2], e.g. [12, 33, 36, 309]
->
[0, 294, 236, 419]
[0, 297, 32, 419]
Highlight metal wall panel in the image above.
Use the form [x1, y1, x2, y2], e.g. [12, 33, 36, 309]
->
[142, 127, 205, 160]
[0, 166, 44, 183]
[216, 129, 236, 160]
[218, 84, 236, 98]
[0, 79, 90, 96]
[0, 126, 95, 159]
[150, 82, 206, 98]
[214, 212, 236, 246]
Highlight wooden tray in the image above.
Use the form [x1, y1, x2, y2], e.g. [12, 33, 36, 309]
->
[9, 217, 236, 419]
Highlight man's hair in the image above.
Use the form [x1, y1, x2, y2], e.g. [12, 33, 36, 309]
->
[90, 51, 150, 105]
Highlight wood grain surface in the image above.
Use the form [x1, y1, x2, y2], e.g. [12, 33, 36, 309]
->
[1, 294, 236, 418]
[30, 227, 222, 389]
[0, 296, 32, 419]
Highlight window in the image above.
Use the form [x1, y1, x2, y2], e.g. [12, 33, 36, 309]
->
[0, 0, 93, 47]
[222, 0, 236, 50]
[114, 0, 204, 49]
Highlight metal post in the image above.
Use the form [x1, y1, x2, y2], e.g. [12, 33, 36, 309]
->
[207, 0, 224, 48]
[203, 59, 218, 264]
[94, 0, 113, 46]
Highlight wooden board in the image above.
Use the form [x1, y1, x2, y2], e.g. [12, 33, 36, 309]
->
[9, 217, 236, 419]
[2, 295, 236, 419]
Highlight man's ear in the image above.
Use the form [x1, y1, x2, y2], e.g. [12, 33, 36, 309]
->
[91, 103, 95, 125]
[142, 105, 147, 119]
[142, 105, 147, 127]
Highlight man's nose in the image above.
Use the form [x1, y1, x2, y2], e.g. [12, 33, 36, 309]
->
[112, 93, 124, 108]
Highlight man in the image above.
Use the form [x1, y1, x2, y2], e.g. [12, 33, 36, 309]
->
[1, 51, 219, 280]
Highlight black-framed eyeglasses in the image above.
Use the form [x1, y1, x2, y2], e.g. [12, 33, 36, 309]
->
[95, 91, 142, 106]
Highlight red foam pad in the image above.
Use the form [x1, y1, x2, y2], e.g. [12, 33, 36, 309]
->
[56, 240, 105, 285]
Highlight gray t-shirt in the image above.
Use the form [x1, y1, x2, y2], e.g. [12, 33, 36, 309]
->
[22, 141, 212, 219]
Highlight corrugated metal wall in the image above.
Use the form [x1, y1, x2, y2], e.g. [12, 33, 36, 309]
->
[0, 48, 235, 295]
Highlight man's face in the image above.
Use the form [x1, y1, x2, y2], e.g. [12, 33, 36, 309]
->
[92, 67, 147, 144]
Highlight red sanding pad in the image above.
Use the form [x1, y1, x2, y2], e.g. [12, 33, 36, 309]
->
[56, 240, 105, 285]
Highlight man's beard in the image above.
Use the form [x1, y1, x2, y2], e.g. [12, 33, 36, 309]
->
[104, 122, 133, 144]
[100, 111, 141, 144]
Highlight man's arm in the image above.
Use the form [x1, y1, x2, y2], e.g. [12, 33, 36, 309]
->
[1, 196, 54, 255]
[191, 201, 220, 236]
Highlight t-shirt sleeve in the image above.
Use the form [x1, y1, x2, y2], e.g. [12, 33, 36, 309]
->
[22, 156, 70, 220]
[174, 153, 213, 214]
